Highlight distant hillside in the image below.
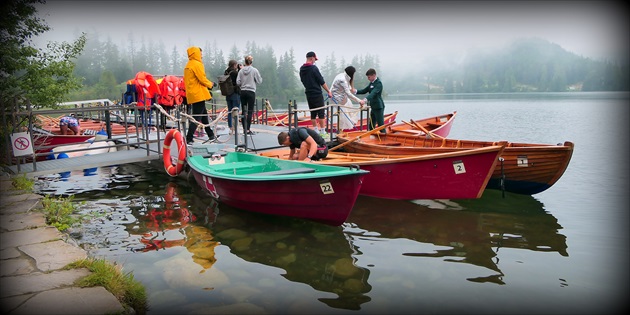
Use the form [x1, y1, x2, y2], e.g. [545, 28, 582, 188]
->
[391, 37, 628, 94]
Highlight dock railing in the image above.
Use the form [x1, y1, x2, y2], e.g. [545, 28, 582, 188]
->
[2, 99, 166, 174]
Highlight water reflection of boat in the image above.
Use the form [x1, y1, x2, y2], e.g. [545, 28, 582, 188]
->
[346, 191, 567, 285]
[199, 185, 373, 310]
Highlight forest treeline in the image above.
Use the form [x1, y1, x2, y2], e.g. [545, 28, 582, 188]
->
[70, 34, 629, 104]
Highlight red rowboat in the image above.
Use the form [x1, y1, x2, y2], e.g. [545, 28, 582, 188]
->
[336, 131, 574, 195]
[260, 144, 504, 200]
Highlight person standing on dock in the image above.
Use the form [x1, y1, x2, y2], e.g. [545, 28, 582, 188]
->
[356, 68, 385, 133]
[299, 51, 332, 137]
[236, 55, 262, 135]
[277, 127, 328, 162]
[184, 46, 216, 145]
[223, 60, 241, 134]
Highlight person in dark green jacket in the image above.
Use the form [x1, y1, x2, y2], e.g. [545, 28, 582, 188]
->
[356, 68, 385, 133]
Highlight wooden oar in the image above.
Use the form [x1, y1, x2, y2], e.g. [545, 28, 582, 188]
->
[329, 121, 394, 152]
[410, 119, 444, 139]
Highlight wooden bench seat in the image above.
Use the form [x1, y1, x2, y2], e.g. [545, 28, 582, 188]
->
[250, 167, 316, 176]
[375, 141, 402, 146]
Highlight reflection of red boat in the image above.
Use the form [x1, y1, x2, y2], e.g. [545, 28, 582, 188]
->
[348, 192, 567, 284]
[205, 194, 373, 310]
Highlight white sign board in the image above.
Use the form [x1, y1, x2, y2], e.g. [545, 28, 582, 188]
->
[11, 132, 34, 157]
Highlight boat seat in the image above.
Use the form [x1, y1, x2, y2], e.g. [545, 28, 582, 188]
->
[376, 141, 401, 146]
[250, 167, 316, 176]
[427, 122, 443, 128]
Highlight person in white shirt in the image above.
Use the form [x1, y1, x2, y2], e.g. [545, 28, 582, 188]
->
[330, 66, 365, 130]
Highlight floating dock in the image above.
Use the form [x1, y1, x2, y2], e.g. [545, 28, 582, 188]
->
[3, 124, 334, 177]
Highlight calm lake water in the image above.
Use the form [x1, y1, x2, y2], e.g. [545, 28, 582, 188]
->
[34, 92, 629, 314]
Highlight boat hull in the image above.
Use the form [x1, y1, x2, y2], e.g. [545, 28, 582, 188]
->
[261, 146, 503, 200]
[336, 132, 574, 195]
[187, 152, 368, 226]
[52, 140, 117, 158]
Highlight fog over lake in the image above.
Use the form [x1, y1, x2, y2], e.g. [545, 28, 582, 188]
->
[34, 0, 628, 72]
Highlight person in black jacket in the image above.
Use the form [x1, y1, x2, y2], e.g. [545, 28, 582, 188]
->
[277, 127, 329, 162]
[299, 51, 332, 136]
[224, 60, 241, 134]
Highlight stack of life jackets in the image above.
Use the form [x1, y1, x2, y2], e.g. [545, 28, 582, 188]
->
[134, 71, 159, 110]
[157, 75, 185, 108]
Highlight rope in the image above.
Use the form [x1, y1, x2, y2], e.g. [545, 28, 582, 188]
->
[263, 99, 289, 125]
[150, 103, 228, 131]
[330, 96, 365, 130]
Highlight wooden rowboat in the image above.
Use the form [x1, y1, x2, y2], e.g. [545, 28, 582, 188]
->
[35, 115, 138, 135]
[387, 111, 457, 138]
[260, 144, 504, 200]
[187, 152, 368, 226]
[264, 111, 399, 133]
[336, 131, 574, 195]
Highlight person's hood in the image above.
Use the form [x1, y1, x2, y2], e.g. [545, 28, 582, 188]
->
[301, 62, 315, 68]
[187, 46, 202, 62]
[241, 66, 253, 75]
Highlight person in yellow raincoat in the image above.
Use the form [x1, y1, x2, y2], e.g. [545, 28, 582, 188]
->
[184, 46, 216, 144]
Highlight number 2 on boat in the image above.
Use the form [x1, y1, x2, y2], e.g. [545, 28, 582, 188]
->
[452, 160, 467, 174]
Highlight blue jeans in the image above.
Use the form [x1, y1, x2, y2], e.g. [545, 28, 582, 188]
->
[226, 93, 241, 128]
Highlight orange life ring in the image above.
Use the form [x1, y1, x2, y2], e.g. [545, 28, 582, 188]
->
[163, 129, 186, 176]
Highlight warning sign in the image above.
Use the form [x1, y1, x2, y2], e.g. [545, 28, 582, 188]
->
[11, 132, 34, 157]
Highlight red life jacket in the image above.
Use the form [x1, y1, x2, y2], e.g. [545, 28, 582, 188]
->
[177, 77, 186, 104]
[157, 75, 183, 107]
[134, 71, 159, 110]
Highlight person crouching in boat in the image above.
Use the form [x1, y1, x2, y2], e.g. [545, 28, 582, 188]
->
[59, 115, 81, 135]
[278, 127, 328, 162]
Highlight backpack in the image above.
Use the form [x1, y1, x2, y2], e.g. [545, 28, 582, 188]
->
[123, 79, 137, 105]
[218, 72, 235, 96]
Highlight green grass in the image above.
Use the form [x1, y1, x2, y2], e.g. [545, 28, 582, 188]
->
[11, 174, 34, 191]
[67, 258, 148, 314]
[41, 195, 82, 231]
